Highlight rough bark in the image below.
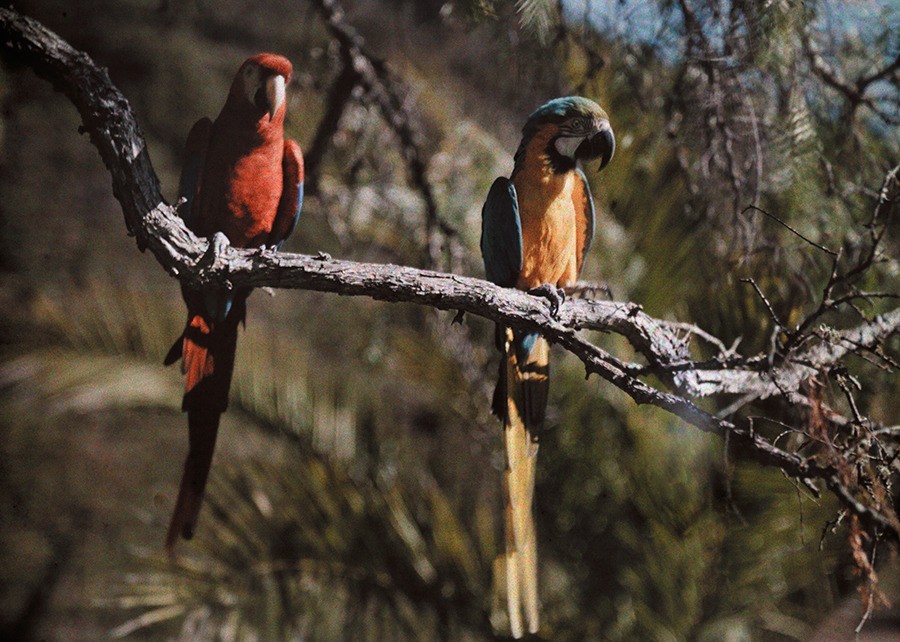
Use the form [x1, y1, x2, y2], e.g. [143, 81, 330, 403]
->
[1, 7, 897, 538]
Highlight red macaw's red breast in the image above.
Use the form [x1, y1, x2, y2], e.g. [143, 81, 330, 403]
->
[193, 53, 294, 247]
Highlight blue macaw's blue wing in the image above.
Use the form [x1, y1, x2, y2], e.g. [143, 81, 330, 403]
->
[513, 329, 539, 364]
[576, 166, 595, 262]
[480, 177, 523, 288]
[177, 118, 212, 231]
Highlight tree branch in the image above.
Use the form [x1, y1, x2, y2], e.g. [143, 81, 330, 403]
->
[802, 31, 900, 123]
[302, 60, 360, 196]
[309, 0, 459, 270]
[1, 7, 897, 539]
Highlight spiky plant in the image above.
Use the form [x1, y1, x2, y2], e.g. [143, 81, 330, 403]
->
[0, 276, 500, 639]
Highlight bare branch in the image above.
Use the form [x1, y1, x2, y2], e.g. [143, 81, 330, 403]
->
[740, 277, 785, 328]
[303, 62, 360, 196]
[803, 33, 900, 123]
[309, 0, 459, 270]
[857, 53, 900, 90]
[1, 6, 897, 540]
[742, 205, 837, 256]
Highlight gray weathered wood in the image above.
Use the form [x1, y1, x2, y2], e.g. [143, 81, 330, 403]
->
[1, 7, 897, 537]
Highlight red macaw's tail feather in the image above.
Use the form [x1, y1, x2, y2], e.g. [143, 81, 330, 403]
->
[495, 326, 547, 638]
[165, 407, 221, 554]
[181, 315, 214, 399]
[164, 311, 240, 554]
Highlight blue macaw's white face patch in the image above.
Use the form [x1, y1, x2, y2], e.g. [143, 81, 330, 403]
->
[554, 135, 584, 158]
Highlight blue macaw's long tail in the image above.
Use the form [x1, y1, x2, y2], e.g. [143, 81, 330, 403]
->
[494, 325, 548, 638]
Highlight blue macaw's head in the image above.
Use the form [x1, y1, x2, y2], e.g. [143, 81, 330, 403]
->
[519, 96, 615, 172]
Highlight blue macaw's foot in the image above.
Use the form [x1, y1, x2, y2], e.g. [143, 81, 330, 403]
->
[528, 283, 566, 318]
[565, 281, 615, 301]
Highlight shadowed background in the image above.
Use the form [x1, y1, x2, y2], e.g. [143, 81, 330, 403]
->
[0, 0, 897, 639]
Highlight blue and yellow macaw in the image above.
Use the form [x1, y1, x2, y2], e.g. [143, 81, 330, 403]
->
[481, 96, 614, 637]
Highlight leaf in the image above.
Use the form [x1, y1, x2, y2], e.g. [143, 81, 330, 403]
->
[515, 0, 558, 44]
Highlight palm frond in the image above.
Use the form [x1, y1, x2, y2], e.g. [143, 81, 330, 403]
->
[516, 0, 558, 44]
[104, 450, 496, 639]
[0, 350, 181, 417]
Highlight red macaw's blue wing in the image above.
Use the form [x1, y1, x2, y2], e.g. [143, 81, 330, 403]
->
[480, 177, 523, 288]
[175, 117, 239, 324]
[177, 118, 212, 231]
[575, 166, 595, 272]
[269, 139, 304, 249]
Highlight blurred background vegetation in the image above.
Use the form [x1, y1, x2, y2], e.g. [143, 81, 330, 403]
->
[0, 0, 897, 639]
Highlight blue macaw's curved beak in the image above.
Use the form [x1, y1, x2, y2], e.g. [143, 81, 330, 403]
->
[576, 121, 615, 170]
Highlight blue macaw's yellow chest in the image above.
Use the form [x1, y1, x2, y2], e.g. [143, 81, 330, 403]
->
[511, 124, 589, 290]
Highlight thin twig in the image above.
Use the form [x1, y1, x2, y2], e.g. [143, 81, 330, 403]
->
[740, 278, 784, 328]
[742, 205, 837, 256]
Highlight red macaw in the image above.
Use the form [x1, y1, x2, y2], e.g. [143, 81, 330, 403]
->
[481, 96, 614, 637]
[163, 53, 303, 554]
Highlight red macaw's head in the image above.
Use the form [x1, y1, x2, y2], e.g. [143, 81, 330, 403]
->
[227, 53, 293, 125]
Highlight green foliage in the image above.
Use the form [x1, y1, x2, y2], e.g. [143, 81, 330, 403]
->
[704, 464, 844, 638]
[514, 0, 558, 44]
[537, 359, 721, 640]
[1, 0, 895, 639]
[104, 453, 495, 640]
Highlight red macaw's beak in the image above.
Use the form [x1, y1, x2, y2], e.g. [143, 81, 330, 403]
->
[266, 74, 286, 119]
[576, 119, 615, 170]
